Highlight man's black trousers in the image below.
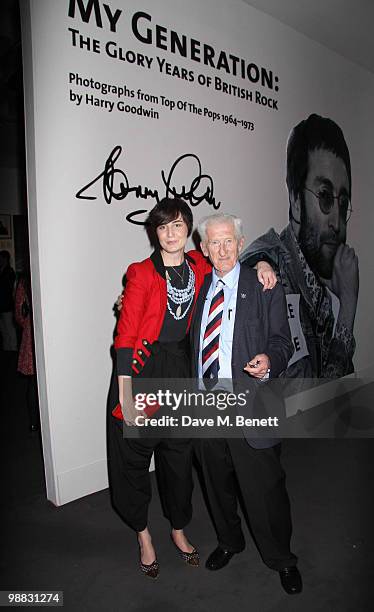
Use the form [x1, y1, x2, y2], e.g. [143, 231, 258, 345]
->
[195, 438, 297, 570]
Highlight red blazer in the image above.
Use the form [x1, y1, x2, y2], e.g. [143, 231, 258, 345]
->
[114, 248, 211, 376]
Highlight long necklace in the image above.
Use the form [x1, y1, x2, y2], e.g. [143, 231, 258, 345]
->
[165, 261, 186, 284]
[171, 262, 186, 283]
[166, 261, 195, 320]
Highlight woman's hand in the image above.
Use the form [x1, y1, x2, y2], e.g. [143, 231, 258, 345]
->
[118, 375, 145, 426]
[255, 261, 277, 291]
[121, 396, 145, 426]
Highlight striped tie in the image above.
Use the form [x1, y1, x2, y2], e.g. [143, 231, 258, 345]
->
[202, 279, 224, 387]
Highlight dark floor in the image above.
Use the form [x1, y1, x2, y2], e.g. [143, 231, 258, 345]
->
[1, 350, 374, 611]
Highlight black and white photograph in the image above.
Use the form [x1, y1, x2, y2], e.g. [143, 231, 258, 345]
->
[241, 113, 359, 381]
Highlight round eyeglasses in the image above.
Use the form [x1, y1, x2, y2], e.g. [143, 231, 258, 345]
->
[304, 187, 352, 223]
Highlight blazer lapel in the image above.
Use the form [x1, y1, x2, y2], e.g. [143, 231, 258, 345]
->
[232, 266, 257, 350]
[149, 249, 168, 330]
[150, 249, 166, 279]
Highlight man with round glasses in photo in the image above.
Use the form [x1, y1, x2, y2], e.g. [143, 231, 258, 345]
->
[241, 114, 358, 379]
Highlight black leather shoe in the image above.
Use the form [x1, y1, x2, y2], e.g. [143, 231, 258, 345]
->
[205, 547, 235, 571]
[279, 566, 302, 594]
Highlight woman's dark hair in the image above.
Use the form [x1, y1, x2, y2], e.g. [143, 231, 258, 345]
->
[147, 197, 193, 238]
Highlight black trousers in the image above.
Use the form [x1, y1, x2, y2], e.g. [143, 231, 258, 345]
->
[109, 416, 193, 532]
[195, 438, 297, 570]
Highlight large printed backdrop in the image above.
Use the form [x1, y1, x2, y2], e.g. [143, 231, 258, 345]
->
[21, 0, 374, 504]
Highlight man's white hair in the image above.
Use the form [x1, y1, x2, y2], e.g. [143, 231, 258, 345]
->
[197, 213, 244, 243]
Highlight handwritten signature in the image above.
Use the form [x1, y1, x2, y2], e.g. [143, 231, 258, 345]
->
[76, 146, 221, 225]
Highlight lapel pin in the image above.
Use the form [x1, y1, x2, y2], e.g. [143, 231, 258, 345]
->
[241, 293, 246, 298]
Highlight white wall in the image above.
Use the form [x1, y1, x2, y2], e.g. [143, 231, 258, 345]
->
[20, 0, 374, 504]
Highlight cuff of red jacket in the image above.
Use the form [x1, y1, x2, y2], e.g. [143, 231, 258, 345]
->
[116, 348, 133, 376]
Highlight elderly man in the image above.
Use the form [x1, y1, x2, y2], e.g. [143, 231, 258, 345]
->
[191, 213, 302, 595]
[241, 114, 359, 379]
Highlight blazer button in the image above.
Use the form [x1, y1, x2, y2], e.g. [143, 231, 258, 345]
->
[132, 359, 137, 365]
[142, 339, 148, 346]
[138, 350, 143, 356]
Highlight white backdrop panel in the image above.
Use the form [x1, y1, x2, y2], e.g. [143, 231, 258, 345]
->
[21, 0, 374, 504]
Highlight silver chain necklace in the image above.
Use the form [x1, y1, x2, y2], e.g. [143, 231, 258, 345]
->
[165, 261, 186, 284]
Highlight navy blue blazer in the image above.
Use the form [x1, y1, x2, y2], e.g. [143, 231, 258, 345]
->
[190, 265, 293, 448]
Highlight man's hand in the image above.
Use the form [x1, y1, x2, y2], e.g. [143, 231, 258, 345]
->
[244, 353, 270, 378]
[255, 261, 277, 291]
[324, 243, 359, 331]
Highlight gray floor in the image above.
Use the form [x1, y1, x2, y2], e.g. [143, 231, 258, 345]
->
[1, 353, 373, 611]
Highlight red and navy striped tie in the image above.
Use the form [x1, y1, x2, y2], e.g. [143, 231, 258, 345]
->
[202, 279, 224, 387]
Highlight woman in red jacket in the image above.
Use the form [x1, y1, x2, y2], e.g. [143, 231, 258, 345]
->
[109, 197, 275, 578]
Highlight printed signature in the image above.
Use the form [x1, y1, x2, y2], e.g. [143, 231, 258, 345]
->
[76, 146, 221, 225]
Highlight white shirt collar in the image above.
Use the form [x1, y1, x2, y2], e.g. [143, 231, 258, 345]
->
[212, 261, 240, 289]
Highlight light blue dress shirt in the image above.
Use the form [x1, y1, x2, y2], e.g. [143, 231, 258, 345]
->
[198, 262, 240, 380]
[198, 262, 270, 384]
